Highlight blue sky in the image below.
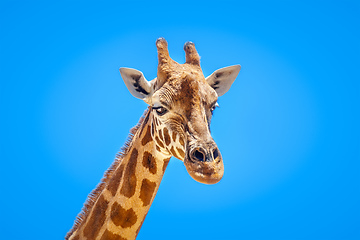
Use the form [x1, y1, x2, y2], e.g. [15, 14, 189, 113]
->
[1, 1, 359, 239]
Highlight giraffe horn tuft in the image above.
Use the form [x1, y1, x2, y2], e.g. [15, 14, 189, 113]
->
[184, 41, 200, 66]
[156, 37, 171, 66]
[156, 37, 176, 87]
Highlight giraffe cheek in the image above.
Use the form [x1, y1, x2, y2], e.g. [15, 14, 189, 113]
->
[179, 137, 185, 148]
[169, 146, 184, 161]
[163, 128, 171, 146]
[177, 148, 185, 160]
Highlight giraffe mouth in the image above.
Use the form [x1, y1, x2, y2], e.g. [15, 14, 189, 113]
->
[184, 145, 224, 184]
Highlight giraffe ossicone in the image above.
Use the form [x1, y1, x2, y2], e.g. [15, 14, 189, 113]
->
[66, 38, 240, 240]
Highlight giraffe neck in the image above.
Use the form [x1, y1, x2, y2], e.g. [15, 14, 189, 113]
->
[67, 108, 171, 240]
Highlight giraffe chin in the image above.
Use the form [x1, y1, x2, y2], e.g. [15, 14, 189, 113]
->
[184, 157, 224, 185]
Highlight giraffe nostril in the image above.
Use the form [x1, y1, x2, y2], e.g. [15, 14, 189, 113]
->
[213, 148, 219, 160]
[190, 147, 220, 162]
[192, 149, 205, 162]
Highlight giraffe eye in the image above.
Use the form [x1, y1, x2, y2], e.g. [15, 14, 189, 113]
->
[153, 106, 168, 116]
[210, 102, 219, 113]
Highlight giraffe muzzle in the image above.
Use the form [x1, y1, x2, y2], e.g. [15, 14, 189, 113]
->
[184, 143, 224, 184]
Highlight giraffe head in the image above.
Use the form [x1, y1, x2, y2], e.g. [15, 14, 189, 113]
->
[120, 38, 240, 184]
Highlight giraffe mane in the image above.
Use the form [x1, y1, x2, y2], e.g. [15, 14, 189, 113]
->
[65, 107, 151, 239]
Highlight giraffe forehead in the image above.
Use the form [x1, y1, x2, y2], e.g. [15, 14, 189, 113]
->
[155, 75, 217, 109]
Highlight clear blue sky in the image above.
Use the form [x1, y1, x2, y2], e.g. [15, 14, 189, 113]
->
[1, 1, 359, 239]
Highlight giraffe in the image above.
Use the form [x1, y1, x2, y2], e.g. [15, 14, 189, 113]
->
[66, 38, 241, 240]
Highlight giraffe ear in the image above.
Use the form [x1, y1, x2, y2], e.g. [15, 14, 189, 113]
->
[120, 68, 154, 100]
[206, 65, 241, 97]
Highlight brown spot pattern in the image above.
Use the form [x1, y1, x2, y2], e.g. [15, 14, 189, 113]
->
[163, 128, 171, 145]
[155, 117, 160, 127]
[72, 236, 79, 240]
[177, 148, 185, 159]
[120, 149, 138, 198]
[100, 229, 126, 240]
[169, 146, 179, 159]
[111, 202, 138, 228]
[141, 126, 152, 146]
[155, 136, 164, 148]
[151, 122, 155, 136]
[142, 109, 150, 126]
[142, 151, 157, 174]
[139, 178, 157, 206]
[107, 163, 125, 196]
[162, 158, 170, 173]
[158, 128, 164, 141]
[172, 131, 177, 142]
[83, 195, 109, 239]
[179, 136, 184, 147]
